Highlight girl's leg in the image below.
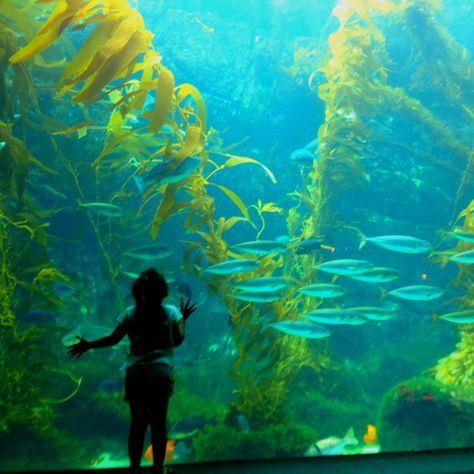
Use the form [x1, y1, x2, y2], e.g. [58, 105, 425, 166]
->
[149, 390, 170, 473]
[128, 400, 149, 472]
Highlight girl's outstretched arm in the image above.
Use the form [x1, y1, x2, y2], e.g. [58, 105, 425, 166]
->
[67, 324, 127, 359]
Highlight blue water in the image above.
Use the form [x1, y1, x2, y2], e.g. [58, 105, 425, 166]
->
[0, 0, 473, 470]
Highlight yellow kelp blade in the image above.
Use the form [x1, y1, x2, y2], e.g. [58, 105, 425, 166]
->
[174, 125, 202, 161]
[57, 12, 124, 92]
[151, 185, 177, 238]
[132, 51, 159, 110]
[210, 152, 277, 184]
[149, 67, 175, 133]
[208, 183, 251, 222]
[66, 13, 139, 87]
[73, 29, 151, 105]
[176, 83, 207, 132]
[9, 0, 96, 63]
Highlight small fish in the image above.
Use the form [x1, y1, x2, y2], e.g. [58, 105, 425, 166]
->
[359, 234, 432, 254]
[123, 244, 172, 261]
[295, 237, 323, 254]
[232, 276, 289, 293]
[305, 427, 358, 456]
[275, 235, 293, 244]
[290, 148, 319, 165]
[53, 282, 76, 300]
[98, 379, 123, 393]
[363, 424, 377, 445]
[350, 305, 398, 321]
[202, 259, 260, 275]
[231, 240, 287, 255]
[388, 285, 444, 301]
[315, 259, 373, 275]
[268, 320, 331, 339]
[194, 17, 214, 33]
[120, 270, 140, 279]
[439, 309, 474, 324]
[0, 141, 6, 151]
[145, 438, 177, 462]
[17, 309, 60, 324]
[290, 138, 320, 165]
[348, 267, 401, 283]
[169, 416, 217, 439]
[449, 249, 474, 264]
[79, 202, 126, 218]
[444, 229, 474, 244]
[148, 155, 202, 185]
[297, 283, 346, 298]
[232, 291, 282, 303]
[304, 308, 368, 325]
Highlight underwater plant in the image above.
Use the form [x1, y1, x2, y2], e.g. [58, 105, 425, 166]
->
[377, 376, 474, 451]
[435, 200, 474, 386]
[312, 0, 473, 235]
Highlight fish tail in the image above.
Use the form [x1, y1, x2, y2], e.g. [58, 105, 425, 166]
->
[346, 226, 366, 249]
[358, 232, 367, 250]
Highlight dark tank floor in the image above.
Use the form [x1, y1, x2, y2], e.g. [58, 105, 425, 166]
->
[9, 447, 474, 474]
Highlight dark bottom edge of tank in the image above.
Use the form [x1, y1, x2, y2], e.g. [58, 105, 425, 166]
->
[7, 447, 474, 474]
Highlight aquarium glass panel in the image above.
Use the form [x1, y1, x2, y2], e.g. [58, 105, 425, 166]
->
[0, 0, 473, 470]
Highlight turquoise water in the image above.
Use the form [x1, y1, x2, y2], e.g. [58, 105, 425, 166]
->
[0, 0, 473, 470]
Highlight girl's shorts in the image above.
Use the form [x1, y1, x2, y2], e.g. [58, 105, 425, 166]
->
[124, 363, 174, 402]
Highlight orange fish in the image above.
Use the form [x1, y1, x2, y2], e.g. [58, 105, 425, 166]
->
[320, 244, 336, 253]
[144, 439, 176, 462]
[363, 424, 377, 444]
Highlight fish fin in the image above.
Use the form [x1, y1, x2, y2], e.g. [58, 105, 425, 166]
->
[358, 233, 367, 250]
[380, 287, 387, 300]
[432, 313, 440, 324]
[344, 427, 358, 445]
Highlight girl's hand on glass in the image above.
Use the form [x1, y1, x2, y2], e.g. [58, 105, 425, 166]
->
[67, 336, 90, 359]
[180, 298, 196, 320]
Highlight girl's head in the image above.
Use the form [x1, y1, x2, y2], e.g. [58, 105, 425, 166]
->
[132, 268, 168, 304]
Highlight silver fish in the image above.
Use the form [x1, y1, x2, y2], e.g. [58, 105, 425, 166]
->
[268, 320, 331, 339]
[315, 259, 373, 275]
[449, 249, 474, 264]
[360, 234, 432, 254]
[305, 427, 358, 456]
[79, 202, 126, 218]
[388, 285, 444, 301]
[297, 283, 346, 298]
[232, 291, 282, 303]
[350, 305, 398, 321]
[445, 230, 474, 244]
[231, 240, 287, 255]
[439, 309, 474, 324]
[232, 277, 289, 293]
[349, 267, 401, 283]
[304, 308, 367, 325]
[202, 259, 260, 275]
[123, 244, 172, 260]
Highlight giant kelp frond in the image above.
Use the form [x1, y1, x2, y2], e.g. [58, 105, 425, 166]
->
[435, 199, 474, 386]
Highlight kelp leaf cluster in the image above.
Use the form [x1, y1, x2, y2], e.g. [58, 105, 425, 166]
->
[436, 200, 474, 386]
